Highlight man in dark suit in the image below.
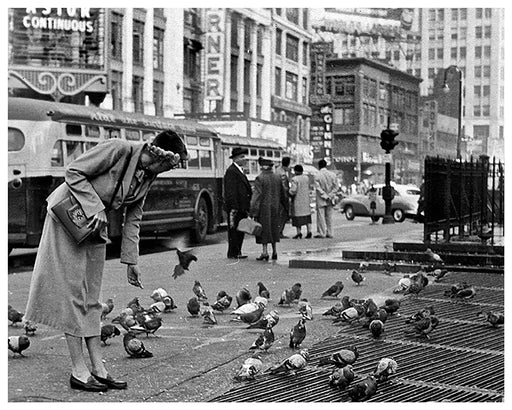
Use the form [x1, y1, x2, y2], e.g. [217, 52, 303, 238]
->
[223, 147, 252, 259]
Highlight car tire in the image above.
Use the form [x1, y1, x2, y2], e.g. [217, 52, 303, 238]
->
[344, 205, 355, 220]
[392, 208, 406, 223]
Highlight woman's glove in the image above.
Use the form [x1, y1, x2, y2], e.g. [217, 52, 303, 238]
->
[127, 264, 144, 289]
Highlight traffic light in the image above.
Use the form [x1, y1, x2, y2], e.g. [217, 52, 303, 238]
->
[380, 128, 399, 153]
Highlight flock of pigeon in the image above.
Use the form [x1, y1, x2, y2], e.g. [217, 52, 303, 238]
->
[8, 247, 504, 401]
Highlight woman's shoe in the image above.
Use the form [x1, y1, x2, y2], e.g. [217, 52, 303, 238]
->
[70, 375, 108, 392]
[292, 233, 302, 239]
[256, 254, 269, 261]
[271, 253, 278, 260]
[91, 373, 127, 390]
[305, 232, 312, 239]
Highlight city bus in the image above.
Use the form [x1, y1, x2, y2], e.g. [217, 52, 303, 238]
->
[8, 97, 286, 253]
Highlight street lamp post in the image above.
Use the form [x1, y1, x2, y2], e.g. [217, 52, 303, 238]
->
[443, 65, 463, 159]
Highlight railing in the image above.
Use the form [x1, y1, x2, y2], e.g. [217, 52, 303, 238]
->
[423, 155, 504, 245]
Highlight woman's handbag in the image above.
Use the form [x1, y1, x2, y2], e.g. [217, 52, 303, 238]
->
[51, 148, 132, 245]
[237, 217, 263, 236]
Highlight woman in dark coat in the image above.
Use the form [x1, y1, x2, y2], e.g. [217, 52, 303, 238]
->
[250, 157, 287, 260]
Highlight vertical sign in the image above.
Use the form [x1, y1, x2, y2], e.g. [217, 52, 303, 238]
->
[322, 103, 333, 164]
[204, 9, 225, 101]
[311, 103, 334, 163]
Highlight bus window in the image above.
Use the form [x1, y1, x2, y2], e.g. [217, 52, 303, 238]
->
[266, 150, 273, 157]
[84, 141, 98, 151]
[85, 125, 100, 138]
[125, 129, 140, 141]
[249, 160, 258, 175]
[199, 137, 211, 147]
[186, 136, 198, 145]
[65, 141, 84, 163]
[258, 149, 265, 157]
[142, 131, 155, 141]
[275, 150, 281, 158]
[188, 150, 199, 169]
[105, 127, 121, 139]
[8, 127, 25, 151]
[51, 140, 64, 167]
[250, 149, 257, 156]
[65, 124, 82, 136]
[199, 150, 212, 169]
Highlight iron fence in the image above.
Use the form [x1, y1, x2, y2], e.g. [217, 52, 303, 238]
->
[423, 155, 504, 245]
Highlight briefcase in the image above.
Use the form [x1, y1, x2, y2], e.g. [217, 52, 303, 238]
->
[51, 193, 95, 245]
[237, 218, 263, 236]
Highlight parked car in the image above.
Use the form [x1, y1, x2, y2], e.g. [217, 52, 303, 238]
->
[339, 183, 420, 223]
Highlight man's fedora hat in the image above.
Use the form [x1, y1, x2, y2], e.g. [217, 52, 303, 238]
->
[258, 157, 274, 167]
[230, 147, 248, 159]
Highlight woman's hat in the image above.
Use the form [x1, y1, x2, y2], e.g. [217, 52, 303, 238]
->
[258, 157, 274, 167]
[230, 147, 248, 159]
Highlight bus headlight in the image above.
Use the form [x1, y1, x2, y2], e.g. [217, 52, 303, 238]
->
[10, 178, 22, 190]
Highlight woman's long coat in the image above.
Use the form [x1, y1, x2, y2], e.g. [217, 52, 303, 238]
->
[289, 174, 311, 218]
[250, 169, 287, 244]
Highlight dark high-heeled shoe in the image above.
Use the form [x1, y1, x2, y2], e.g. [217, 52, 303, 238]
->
[292, 233, 302, 239]
[305, 232, 312, 239]
[256, 254, 269, 261]
[271, 253, 278, 260]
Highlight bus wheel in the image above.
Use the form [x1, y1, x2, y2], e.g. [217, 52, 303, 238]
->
[192, 197, 209, 243]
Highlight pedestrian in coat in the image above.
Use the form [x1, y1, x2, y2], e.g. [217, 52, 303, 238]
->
[223, 147, 252, 259]
[275, 156, 292, 238]
[314, 159, 338, 238]
[24, 131, 187, 392]
[289, 164, 312, 239]
[250, 157, 287, 261]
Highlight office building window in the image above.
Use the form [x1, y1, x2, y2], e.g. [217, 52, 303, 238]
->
[275, 28, 282, 55]
[274, 67, 281, 96]
[428, 68, 435, 79]
[475, 26, 482, 39]
[460, 27, 467, 40]
[476, 8, 483, 19]
[133, 20, 144, 66]
[302, 42, 308, 65]
[429, 48, 435, 60]
[286, 8, 299, 25]
[475, 46, 482, 58]
[451, 47, 457, 59]
[111, 12, 123, 60]
[302, 9, 308, 29]
[285, 71, 298, 101]
[483, 65, 491, 77]
[428, 28, 436, 40]
[302, 77, 308, 105]
[474, 105, 481, 117]
[244, 21, 251, 51]
[244, 60, 250, 96]
[451, 8, 458, 20]
[414, 68, 421, 78]
[231, 14, 239, 47]
[153, 80, 164, 116]
[437, 9, 444, 21]
[230, 57, 238, 93]
[437, 48, 443, 59]
[460, 9, 467, 20]
[286, 34, 299, 62]
[437, 28, 444, 40]
[394, 50, 400, 60]
[451, 27, 458, 39]
[484, 45, 491, 58]
[483, 85, 490, 97]
[475, 66, 482, 77]
[474, 86, 481, 97]
[111, 71, 123, 110]
[276, 8, 282, 16]
[256, 26, 262, 55]
[334, 104, 355, 125]
[474, 125, 490, 141]
[484, 26, 491, 38]
[485, 8, 492, 18]
[428, 9, 436, 21]
[153, 28, 164, 71]
[132, 75, 143, 113]
[459, 47, 466, 59]
[257, 64, 262, 97]
[184, 44, 199, 81]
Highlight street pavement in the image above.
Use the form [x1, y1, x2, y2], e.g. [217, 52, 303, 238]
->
[7, 213, 424, 402]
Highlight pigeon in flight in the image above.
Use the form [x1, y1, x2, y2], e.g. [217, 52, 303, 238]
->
[173, 248, 198, 279]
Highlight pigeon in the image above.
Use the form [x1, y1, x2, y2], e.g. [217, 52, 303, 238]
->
[234, 353, 263, 381]
[187, 297, 201, 317]
[341, 295, 352, 309]
[322, 301, 344, 317]
[249, 326, 275, 351]
[111, 310, 145, 333]
[321, 281, 344, 298]
[394, 276, 412, 293]
[405, 315, 439, 339]
[361, 308, 388, 328]
[382, 261, 398, 274]
[372, 358, 398, 382]
[278, 288, 295, 306]
[363, 298, 378, 317]
[100, 324, 121, 345]
[381, 299, 401, 315]
[192, 280, 208, 302]
[257, 282, 270, 299]
[425, 248, 444, 265]
[404, 306, 436, 324]
[100, 298, 115, 320]
[347, 375, 378, 402]
[477, 310, 504, 328]
[359, 261, 369, 271]
[404, 281, 425, 297]
[369, 319, 385, 338]
[291, 283, 302, 301]
[211, 293, 233, 312]
[24, 320, 37, 336]
[135, 311, 163, 336]
[266, 349, 309, 375]
[149, 301, 167, 313]
[351, 269, 365, 286]
[126, 297, 145, 314]
[410, 271, 429, 288]
[289, 317, 307, 349]
[332, 304, 366, 324]
[318, 346, 359, 367]
[8, 305, 24, 326]
[123, 331, 153, 358]
[173, 248, 198, 279]
[429, 268, 449, 282]
[454, 285, 477, 299]
[329, 365, 355, 390]
[247, 310, 280, 330]
[161, 296, 177, 311]
[200, 303, 218, 325]
[236, 287, 252, 307]
[231, 301, 266, 324]
[297, 299, 313, 320]
[150, 288, 169, 302]
[8, 335, 30, 356]
[253, 296, 268, 308]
